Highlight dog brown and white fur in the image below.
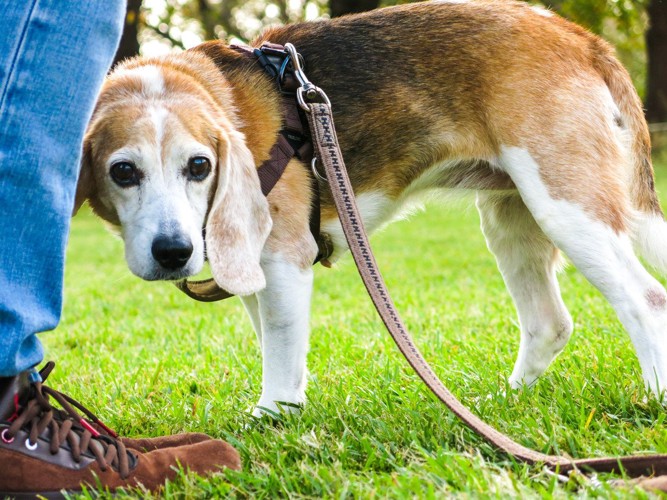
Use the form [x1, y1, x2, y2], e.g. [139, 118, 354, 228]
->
[76, 0, 667, 414]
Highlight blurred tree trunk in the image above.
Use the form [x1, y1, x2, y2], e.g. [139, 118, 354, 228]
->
[198, 0, 217, 40]
[112, 0, 142, 68]
[197, 0, 246, 41]
[330, 0, 380, 17]
[646, 0, 667, 123]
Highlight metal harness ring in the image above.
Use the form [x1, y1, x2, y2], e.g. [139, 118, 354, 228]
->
[311, 157, 328, 183]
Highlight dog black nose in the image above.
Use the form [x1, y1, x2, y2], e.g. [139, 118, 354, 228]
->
[151, 236, 193, 270]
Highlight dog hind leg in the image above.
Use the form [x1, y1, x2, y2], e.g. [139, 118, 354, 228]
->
[499, 146, 667, 398]
[477, 192, 573, 388]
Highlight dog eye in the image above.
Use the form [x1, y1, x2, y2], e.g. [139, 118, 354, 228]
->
[110, 161, 140, 187]
[188, 157, 211, 181]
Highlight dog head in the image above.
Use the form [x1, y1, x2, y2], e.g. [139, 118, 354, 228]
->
[76, 53, 272, 296]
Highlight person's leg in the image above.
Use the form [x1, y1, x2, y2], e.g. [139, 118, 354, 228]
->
[0, 6, 242, 495]
[0, 0, 124, 376]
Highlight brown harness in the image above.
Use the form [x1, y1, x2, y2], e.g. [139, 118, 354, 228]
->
[177, 42, 667, 489]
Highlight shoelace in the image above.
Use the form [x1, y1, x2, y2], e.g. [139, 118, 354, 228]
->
[2, 362, 134, 479]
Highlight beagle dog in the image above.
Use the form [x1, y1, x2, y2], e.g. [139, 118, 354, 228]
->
[76, 0, 667, 415]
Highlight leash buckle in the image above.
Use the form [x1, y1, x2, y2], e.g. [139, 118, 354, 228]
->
[284, 43, 331, 112]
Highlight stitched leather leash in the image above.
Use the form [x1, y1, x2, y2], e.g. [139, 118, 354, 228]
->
[180, 42, 667, 486]
[303, 94, 667, 479]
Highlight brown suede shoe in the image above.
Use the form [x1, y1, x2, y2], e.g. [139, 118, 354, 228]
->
[0, 363, 241, 498]
[86, 413, 213, 452]
[33, 366, 215, 452]
[120, 432, 212, 452]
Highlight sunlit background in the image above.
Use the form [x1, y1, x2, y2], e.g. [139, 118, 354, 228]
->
[139, 0, 328, 55]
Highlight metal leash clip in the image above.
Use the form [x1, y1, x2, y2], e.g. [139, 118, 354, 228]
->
[284, 43, 331, 112]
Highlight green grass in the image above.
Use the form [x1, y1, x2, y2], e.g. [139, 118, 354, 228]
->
[51, 154, 667, 498]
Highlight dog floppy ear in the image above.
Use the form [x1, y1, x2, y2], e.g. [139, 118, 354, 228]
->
[206, 129, 272, 296]
[73, 139, 95, 215]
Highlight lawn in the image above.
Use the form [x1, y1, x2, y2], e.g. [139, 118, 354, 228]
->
[50, 153, 667, 498]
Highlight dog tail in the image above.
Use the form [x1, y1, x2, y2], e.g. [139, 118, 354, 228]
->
[590, 38, 659, 216]
[589, 37, 667, 272]
[590, 37, 667, 273]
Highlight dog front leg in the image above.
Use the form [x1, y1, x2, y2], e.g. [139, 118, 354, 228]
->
[240, 294, 263, 346]
[253, 253, 313, 416]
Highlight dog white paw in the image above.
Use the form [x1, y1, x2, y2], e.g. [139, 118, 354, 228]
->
[508, 374, 538, 390]
[508, 376, 523, 390]
[251, 398, 304, 419]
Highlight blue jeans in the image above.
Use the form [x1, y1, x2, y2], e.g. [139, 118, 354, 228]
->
[0, 1, 125, 376]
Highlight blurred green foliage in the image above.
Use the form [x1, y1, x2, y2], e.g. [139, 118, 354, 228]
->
[542, 0, 649, 96]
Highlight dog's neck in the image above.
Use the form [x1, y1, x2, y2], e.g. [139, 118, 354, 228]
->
[190, 42, 283, 168]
